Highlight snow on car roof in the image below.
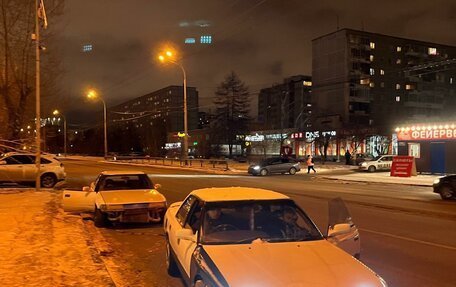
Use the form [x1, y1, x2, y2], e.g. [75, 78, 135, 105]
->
[191, 187, 290, 202]
[100, 170, 146, 176]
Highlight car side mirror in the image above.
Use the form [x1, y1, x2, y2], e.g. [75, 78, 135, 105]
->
[0, 160, 6, 165]
[176, 228, 196, 242]
[154, 183, 162, 190]
[327, 223, 352, 238]
[82, 186, 91, 192]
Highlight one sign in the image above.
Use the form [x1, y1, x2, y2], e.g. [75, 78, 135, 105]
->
[395, 124, 456, 141]
[390, 156, 417, 177]
[291, 130, 336, 140]
[165, 142, 181, 150]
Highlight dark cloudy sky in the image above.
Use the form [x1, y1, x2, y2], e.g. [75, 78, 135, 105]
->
[49, 0, 456, 125]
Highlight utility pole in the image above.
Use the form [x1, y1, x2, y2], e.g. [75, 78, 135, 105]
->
[35, 0, 42, 191]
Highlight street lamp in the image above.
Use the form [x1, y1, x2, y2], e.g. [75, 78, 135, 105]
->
[86, 89, 108, 158]
[53, 110, 67, 157]
[158, 50, 188, 159]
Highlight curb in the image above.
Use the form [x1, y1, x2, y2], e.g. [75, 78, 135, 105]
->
[321, 176, 433, 187]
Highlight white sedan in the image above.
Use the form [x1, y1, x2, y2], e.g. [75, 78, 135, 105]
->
[63, 171, 167, 227]
[359, 155, 394, 172]
[164, 187, 387, 287]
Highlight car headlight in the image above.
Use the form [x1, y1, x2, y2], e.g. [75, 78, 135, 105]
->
[253, 165, 260, 170]
[433, 178, 440, 185]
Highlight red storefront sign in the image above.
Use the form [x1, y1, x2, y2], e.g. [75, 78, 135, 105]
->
[396, 127, 456, 141]
[390, 156, 417, 177]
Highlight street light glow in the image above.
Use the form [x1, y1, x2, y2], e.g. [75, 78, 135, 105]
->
[158, 55, 165, 62]
[87, 89, 98, 99]
[165, 50, 173, 57]
[53, 109, 60, 116]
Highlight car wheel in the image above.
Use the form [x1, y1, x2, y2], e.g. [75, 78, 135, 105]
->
[368, 166, 376, 172]
[260, 169, 268, 176]
[289, 167, 297, 175]
[439, 185, 454, 200]
[94, 208, 109, 227]
[166, 236, 180, 276]
[40, 173, 57, 188]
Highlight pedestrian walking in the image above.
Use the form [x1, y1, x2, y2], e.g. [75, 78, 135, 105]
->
[345, 149, 352, 165]
[306, 155, 316, 174]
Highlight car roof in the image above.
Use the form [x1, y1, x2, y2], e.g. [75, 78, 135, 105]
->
[100, 170, 146, 176]
[190, 187, 290, 202]
[1, 152, 55, 158]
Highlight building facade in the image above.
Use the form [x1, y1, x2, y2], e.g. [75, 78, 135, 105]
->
[258, 75, 313, 131]
[109, 85, 199, 155]
[312, 29, 456, 131]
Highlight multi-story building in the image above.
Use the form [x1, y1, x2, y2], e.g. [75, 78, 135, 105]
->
[109, 85, 199, 155]
[312, 29, 456, 131]
[258, 75, 313, 131]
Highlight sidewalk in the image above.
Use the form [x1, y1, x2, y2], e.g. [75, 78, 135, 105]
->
[0, 189, 114, 287]
[324, 172, 440, 186]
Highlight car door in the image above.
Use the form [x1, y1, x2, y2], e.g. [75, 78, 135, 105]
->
[327, 197, 360, 257]
[62, 188, 97, 212]
[168, 195, 198, 278]
[0, 155, 25, 182]
[17, 155, 38, 181]
[267, 158, 283, 173]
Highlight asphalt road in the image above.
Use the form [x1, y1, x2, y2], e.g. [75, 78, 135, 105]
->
[62, 158, 456, 287]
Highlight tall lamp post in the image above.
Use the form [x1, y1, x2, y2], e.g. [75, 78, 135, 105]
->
[53, 110, 67, 157]
[158, 50, 188, 159]
[87, 89, 108, 158]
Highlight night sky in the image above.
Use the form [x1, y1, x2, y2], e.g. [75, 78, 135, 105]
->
[48, 0, 456, 125]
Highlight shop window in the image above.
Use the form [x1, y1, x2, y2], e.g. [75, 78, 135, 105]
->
[408, 143, 420, 158]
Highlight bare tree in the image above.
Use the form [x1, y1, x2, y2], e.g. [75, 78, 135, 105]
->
[0, 0, 63, 140]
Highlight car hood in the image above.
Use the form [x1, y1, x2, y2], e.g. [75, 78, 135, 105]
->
[203, 240, 382, 287]
[99, 189, 166, 205]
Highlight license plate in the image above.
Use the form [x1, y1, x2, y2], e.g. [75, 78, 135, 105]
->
[123, 203, 148, 209]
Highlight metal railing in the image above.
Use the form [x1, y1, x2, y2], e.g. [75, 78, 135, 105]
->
[107, 156, 230, 170]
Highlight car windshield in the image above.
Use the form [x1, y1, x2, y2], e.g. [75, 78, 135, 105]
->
[373, 155, 383, 161]
[98, 174, 153, 191]
[201, 200, 322, 245]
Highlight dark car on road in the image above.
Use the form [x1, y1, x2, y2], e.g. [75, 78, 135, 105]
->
[248, 157, 301, 176]
[433, 175, 456, 200]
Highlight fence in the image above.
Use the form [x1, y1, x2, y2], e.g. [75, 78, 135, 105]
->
[107, 156, 230, 170]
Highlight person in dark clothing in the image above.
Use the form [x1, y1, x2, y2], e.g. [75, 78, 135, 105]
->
[345, 149, 352, 165]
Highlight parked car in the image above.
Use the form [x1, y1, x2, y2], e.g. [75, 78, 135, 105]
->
[354, 153, 374, 166]
[164, 187, 388, 287]
[0, 152, 66, 188]
[62, 171, 167, 227]
[433, 175, 456, 200]
[248, 157, 300, 176]
[359, 155, 394, 172]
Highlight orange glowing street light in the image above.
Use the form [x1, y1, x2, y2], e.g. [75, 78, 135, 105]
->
[86, 88, 108, 158]
[157, 49, 188, 160]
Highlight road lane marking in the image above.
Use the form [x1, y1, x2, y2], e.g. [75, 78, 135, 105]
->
[360, 228, 456, 251]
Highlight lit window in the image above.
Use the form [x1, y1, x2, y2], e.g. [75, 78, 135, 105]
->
[370, 68, 375, 75]
[369, 55, 374, 61]
[450, 77, 454, 84]
[200, 35, 212, 44]
[380, 82, 385, 88]
[396, 84, 401, 90]
[397, 46, 402, 52]
[406, 84, 414, 90]
[303, 81, 312, 86]
[396, 59, 401, 64]
[360, 78, 370, 85]
[184, 38, 196, 44]
[369, 82, 375, 88]
[380, 69, 385, 75]
[82, 44, 93, 52]
[428, 47, 437, 55]
[370, 42, 375, 49]
[396, 96, 401, 102]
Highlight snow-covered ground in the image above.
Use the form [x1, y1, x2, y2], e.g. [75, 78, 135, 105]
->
[0, 189, 114, 286]
[324, 172, 441, 186]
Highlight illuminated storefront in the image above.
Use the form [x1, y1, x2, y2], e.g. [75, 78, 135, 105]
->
[395, 123, 456, 173]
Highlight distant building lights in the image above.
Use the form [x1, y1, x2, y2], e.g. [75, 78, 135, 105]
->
[200, 35, 212, 44]
[184, 38, 196, 44]
[428, 47, 437, 55]
[82, 44, 93, 52]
